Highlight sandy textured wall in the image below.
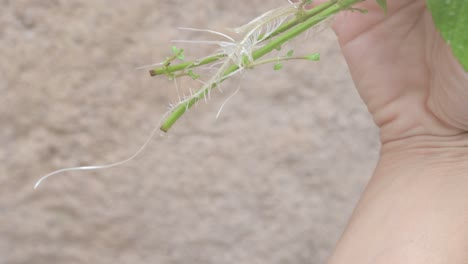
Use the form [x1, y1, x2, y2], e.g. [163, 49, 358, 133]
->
[1, 1, 379, 263]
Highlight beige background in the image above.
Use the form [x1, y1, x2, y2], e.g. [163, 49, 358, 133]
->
[1, 1, 380, 263]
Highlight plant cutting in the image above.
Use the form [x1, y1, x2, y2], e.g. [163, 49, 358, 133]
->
[153, 0, 369, 133]
[34, 0, 468, 188]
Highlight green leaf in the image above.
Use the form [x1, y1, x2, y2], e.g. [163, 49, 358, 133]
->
[305, 53, 321, 61]
[427, 0, 468, 71]
[273, 63, 283, 71]
[286, 50, 294, 57]
[171, 46, 180, 54]
[187, 70, 200, 80]
[375, 0, 387, 12]
[171, 46, 185, 60]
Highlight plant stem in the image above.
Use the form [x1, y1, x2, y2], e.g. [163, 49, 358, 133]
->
[149, 54, 225, 76]
[160, 64, 239, 132]
[248, 54, 320, 68]
[160, 0, 363, 132]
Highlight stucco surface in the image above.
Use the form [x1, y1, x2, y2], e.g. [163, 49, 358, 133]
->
[0, 1, 379, 263]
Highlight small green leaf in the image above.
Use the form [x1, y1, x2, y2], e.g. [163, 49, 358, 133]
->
[176, 49, 185, 60]
[305, 53, 321, 61]
[273, 63, 283, 71]
[286, 50, 294, 57]
[427, 0, 468, 71]
[187, 70, 200, 80]
[375, 0, 387, 12]
[171, 46, 185, 60]
[171, 46, 180, 54]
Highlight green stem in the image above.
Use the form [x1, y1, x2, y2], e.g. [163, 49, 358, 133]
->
[160, 64, 239, 132]
[248, 54, 320, 68]
[267, 0, 335, 40]
[150, 54, 225, 76]
[160, 0, 363, 132]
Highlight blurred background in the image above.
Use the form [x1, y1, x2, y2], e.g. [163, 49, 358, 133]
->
[0, 0, 380, 263]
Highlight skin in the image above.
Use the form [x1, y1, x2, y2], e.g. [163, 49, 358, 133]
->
[313, 0, 468, 263]
[330, 0, 468, 142]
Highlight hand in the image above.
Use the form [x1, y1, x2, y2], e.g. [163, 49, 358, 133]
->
[317, 2, 468, 263]
[324, 0, 468, 143]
